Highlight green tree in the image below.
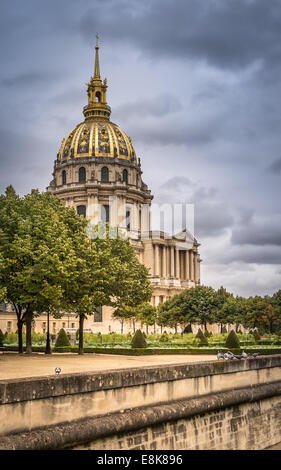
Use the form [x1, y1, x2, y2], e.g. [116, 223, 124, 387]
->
[65, 224, 152, 354]
[180, 286, 218, 331]
[214, 286, 233, 332]
[136, 302, 157, 334]
[0, 329, 4, 347]
[0, 187, 89, 354]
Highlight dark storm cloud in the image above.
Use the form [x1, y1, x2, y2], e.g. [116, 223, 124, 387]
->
[220, 244, 281, 265]
[78, 0, 281, 72]
[115, 94, 182, 118]
[1, 71, 56, 88]
[157, 176, 234, 238]
[0, 128, 55, 195]
[231, 216, 281, 246]
[268, 158, 281, 174]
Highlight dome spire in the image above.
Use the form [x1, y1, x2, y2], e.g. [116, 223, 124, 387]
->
[83, 37, 111, 122]
[94, 33, 101, 80]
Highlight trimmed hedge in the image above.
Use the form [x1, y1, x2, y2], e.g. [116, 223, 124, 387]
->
[225, 330, 240, 349]
[55, 329, 71, 348]
[3, 345, 281, 356]
[131, 330, 147, 348]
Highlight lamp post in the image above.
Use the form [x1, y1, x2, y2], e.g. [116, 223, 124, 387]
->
[45, 312, 51, 355]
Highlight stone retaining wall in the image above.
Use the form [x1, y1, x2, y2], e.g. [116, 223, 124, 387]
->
[0, 355, 281, 450]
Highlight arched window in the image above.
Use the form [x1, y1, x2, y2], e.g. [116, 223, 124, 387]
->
[95, 92, 101, 103]
[101, 166, 109, 182]
[62, 170, 66, 185]
[126, 207, 131, 231]
[79, 167, 86, 183]
[122, 169, 128, 184]
[77, 205, 86, 217]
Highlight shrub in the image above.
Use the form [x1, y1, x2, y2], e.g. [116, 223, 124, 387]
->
[55, 329, 71, 347]
[184, 324, 193, 334]
[131, 329, 147, 348]
[196, 329, 205, 340]
[252, 330, 260, 343]
[195, 329, 208, 346]
[0, 329, 4, 346]
[159, 332, 169, 343]
[225, 330, 240, 349]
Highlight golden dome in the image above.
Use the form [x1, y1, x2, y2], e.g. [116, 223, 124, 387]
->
[57, 36, 137, 164]
[57, 120, 137, 163]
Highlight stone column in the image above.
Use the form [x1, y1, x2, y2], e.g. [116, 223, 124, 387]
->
[190, 250, 194, 281]
[87, 194, 99, 224]
[176, 248, 180, 279]
[185, 250, 190, 280]
[194, 251, 198, 283]
[154, 244, 160, 277]
[163, 246, 167, 278]
[170, 246, 175, 278]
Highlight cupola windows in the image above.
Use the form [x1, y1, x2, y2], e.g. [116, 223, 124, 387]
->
[101, 166, 109, 182]
[79, 167, 86, 183]
[122, 169, 128, 184]
[62, 170, 66, 185]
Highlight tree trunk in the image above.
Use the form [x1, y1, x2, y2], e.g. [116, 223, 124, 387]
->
[25, 308, 33, 355]
[133, 318, 136, 333]
[45, 312, 51, 355]
[121, 320, 124, 335]
[154, 323, 156, 334]
[79, 314, 85, 355]
[14, 304, 23, 354]
[146, 324, 148, 335]
[17, 318, 23, 354]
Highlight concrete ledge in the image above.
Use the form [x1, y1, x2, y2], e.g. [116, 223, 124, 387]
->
[1, 381, 281, 450]
[1, 355, 281, 405]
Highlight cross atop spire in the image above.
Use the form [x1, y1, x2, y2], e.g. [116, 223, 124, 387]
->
[84, 37, 111, 121]
[94, 33, 101, 79]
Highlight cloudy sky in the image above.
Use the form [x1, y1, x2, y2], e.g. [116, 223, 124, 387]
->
[0, 0, 281, 298]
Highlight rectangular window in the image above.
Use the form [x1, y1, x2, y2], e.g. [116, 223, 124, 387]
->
[71, 323, 75, 328]
[101, 205, 110, 223]
[94, 306, 103, 323]
[7, 321, 12, 333]
[53, 322, 56, 333]
[126, 207, 131, 231]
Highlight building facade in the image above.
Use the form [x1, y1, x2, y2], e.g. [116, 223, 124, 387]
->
[0, 40, 202, 335]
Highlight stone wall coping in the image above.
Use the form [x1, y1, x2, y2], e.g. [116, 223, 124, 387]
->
[0, 355, 281, 405]
[1, 380, 281, 450]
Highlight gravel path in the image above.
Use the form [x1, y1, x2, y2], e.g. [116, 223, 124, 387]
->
[0, 352, 215, 380]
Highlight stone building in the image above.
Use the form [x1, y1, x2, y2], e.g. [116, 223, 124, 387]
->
[0, 39, 202, 335]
